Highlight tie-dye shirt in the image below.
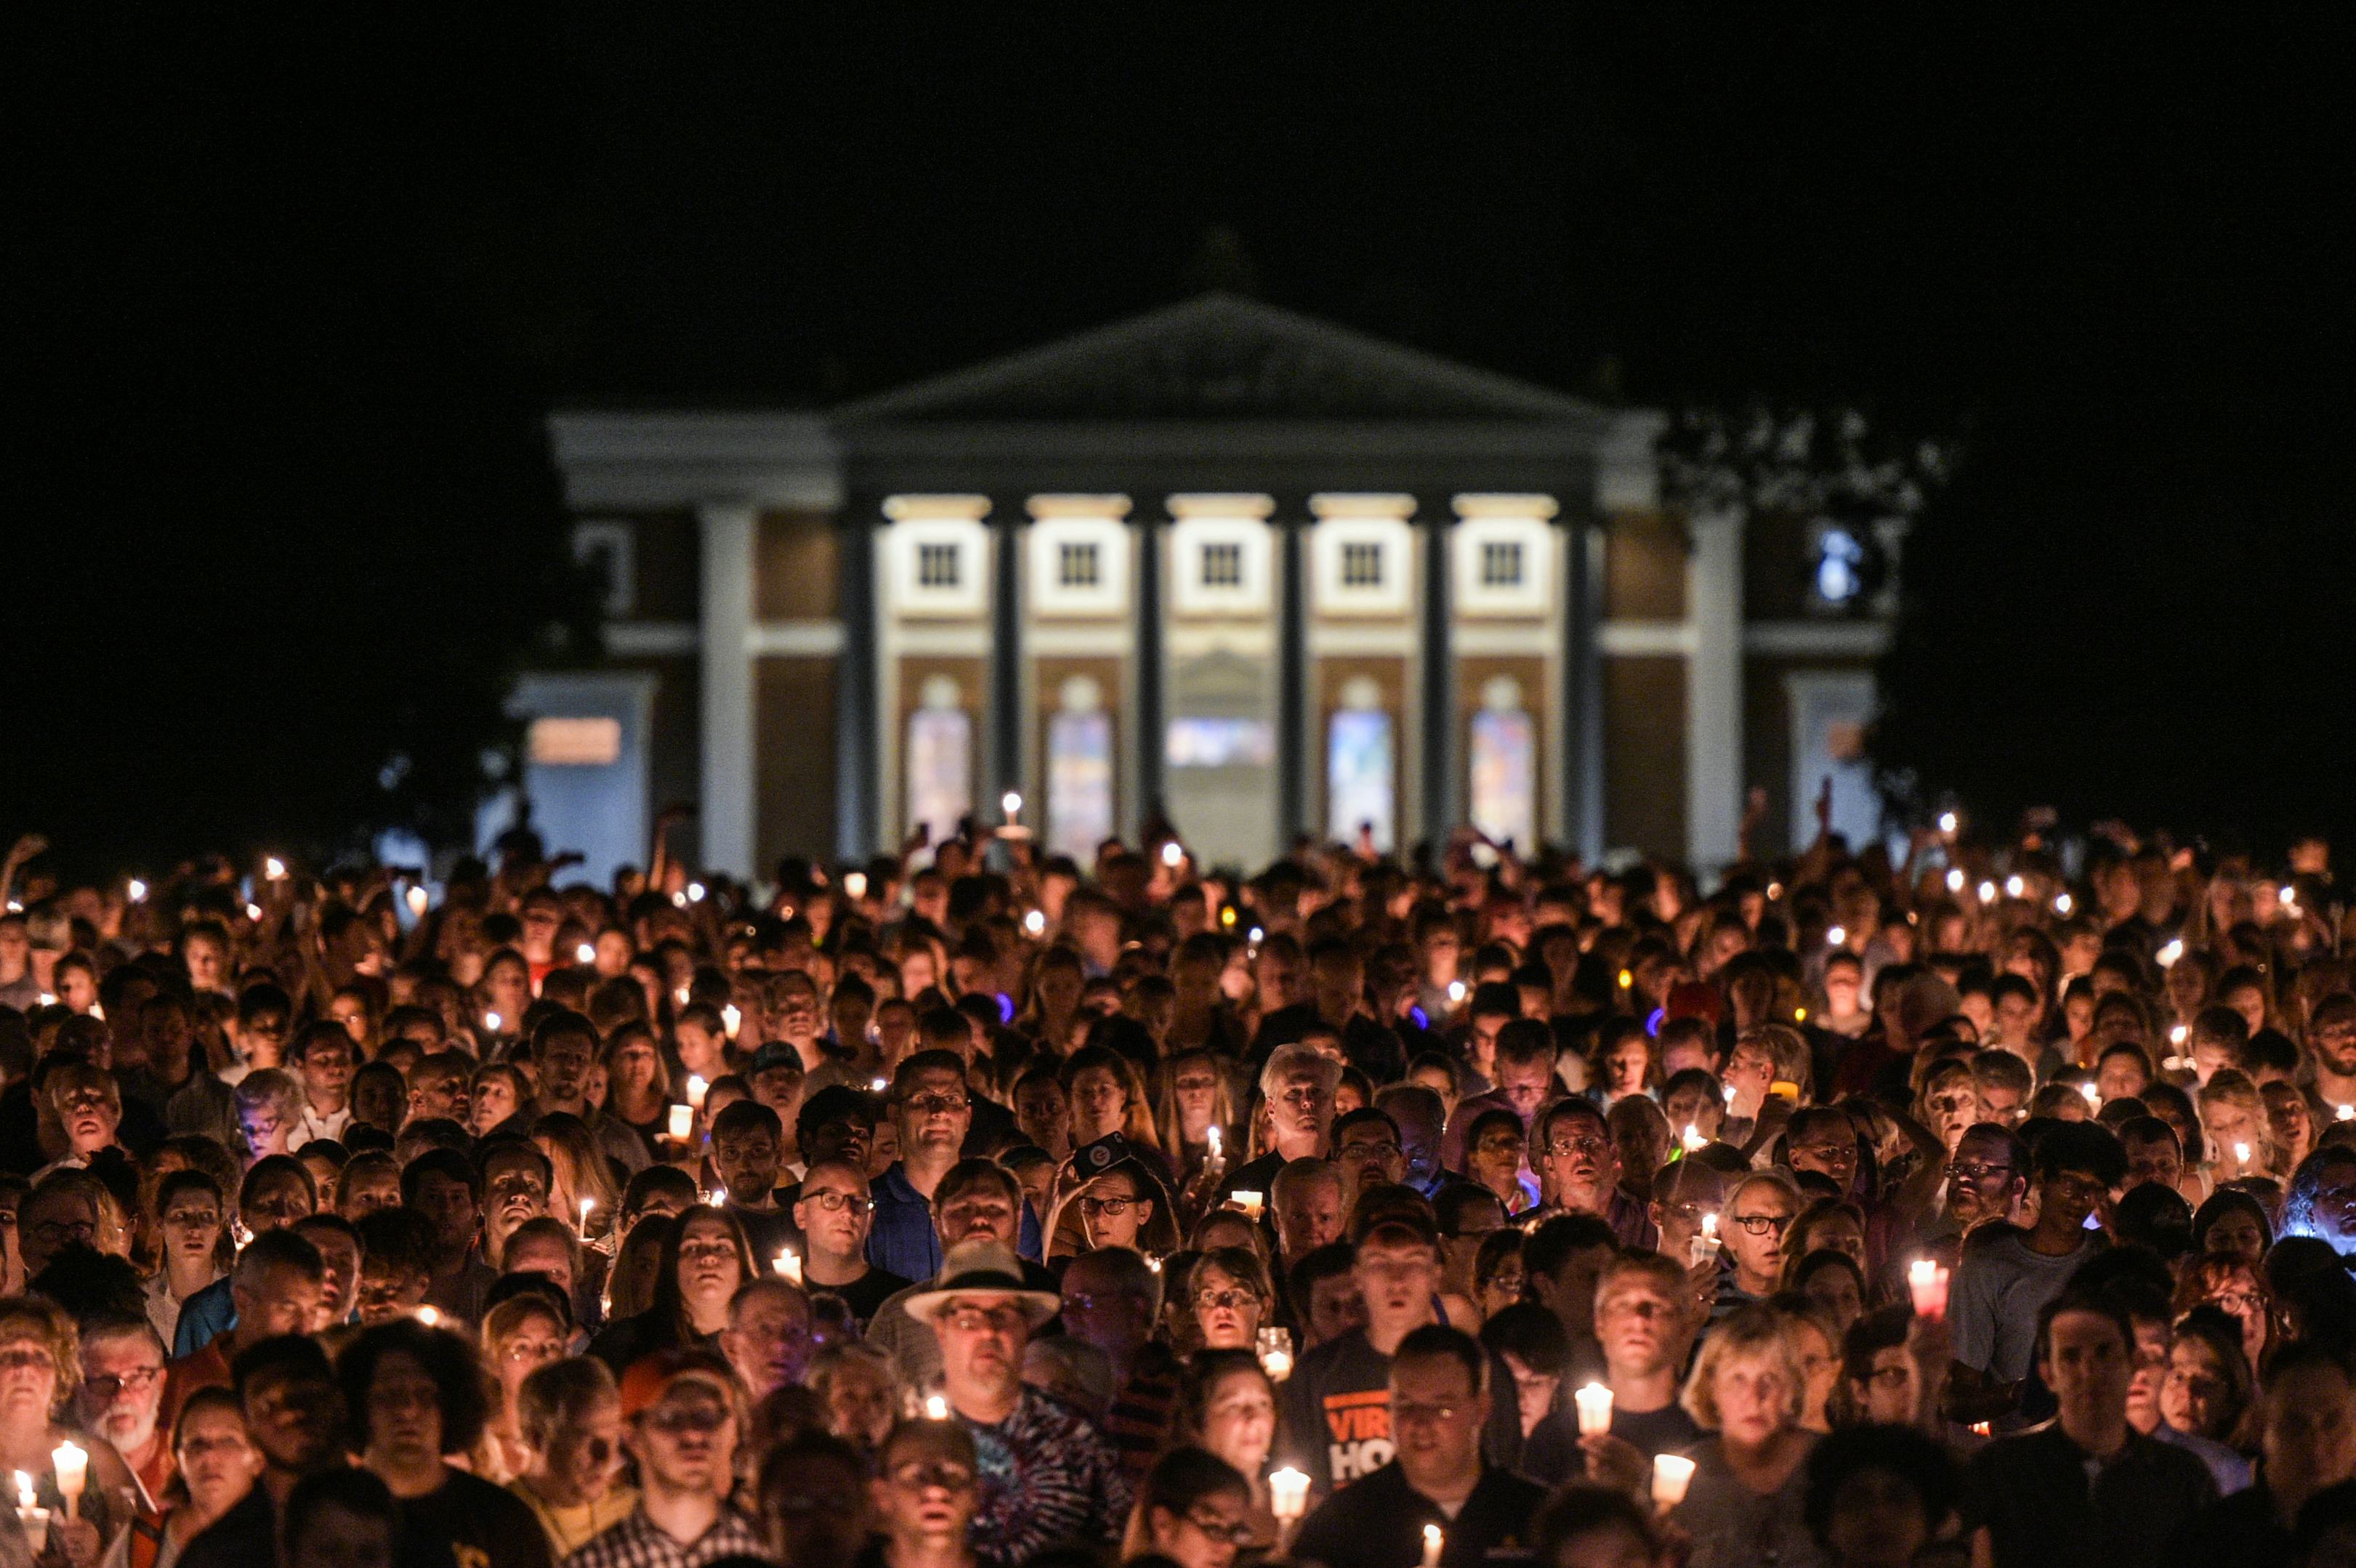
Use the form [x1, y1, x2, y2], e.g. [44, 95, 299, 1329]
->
[961, 1387, 1134, 1565]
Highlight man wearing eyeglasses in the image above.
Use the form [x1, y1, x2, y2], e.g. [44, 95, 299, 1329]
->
[568, 1354, 768, 1568]
[1291, 1325, 1544, 1568]
[793, 1159, 905, 1330]
[79, 1315, 172, 1503]
[1711, 1170, 1799, 1320]
[1948, 1120, 2125, 1428]
[1530, 1099, 1655, 1248]
[911, 1240, 1129, 1567]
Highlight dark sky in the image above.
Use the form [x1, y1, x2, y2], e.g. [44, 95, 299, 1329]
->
[15, 12, 2356, 870]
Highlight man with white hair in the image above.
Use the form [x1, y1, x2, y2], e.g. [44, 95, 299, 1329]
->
[908, 1239, 1130, 1567]
[1220, 1043, 1342, 1203]
[78, 1314, 172, 1502]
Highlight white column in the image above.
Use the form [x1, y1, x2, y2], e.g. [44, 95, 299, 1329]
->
[698, 501, 757, 878]
[1686, 506, 1744, 876]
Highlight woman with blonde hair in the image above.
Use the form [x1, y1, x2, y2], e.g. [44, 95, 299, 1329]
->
[2198, 1068, 2278, 1181]
[1154, 1047, 1240, 1195]
[0, 1295, 139, 1561]
[533, 1113, 622, 1248]
[477, 1290, 573, 1482]
[1666, 1302, 1820, 1568]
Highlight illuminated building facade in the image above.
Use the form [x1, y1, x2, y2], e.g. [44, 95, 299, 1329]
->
[534, 295, 1895, 881]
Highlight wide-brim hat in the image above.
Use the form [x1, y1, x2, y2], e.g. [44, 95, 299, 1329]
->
[902, 1238, 1062, 1328]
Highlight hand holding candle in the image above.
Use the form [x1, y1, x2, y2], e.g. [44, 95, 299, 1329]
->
[1573, 1381, 1614, 1436]
[1690, 1211, 1719, 1268]
[774, 1248, 803, 1285]
[668, 1103, 694, 1144]
[1233, 1190, 1264, 1222]
[1268, 1466, 1310, 1543]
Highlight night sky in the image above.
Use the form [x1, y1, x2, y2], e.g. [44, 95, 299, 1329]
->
[15, 12, 2355, 873]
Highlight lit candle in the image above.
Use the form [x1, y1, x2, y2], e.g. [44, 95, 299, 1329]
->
[244, 902, 262, 921]
[2235, 1141, 2252, 1165]
[1691, 1212, 1719, 1268]
[2170, 1024, 2190, 1047]
[1233, 1191, 1264, 1222]
[578, 1198, 595, 1243]
[1002, 791, 1022, 823]
[14, 1471, 32, 1511]
[1945, 868, 1966, 893]
[2054, 892, 2074, 915]
[1207, 1126, 1222, 1163]
[1937, 811, 1958, 836]
[50, 1443, 85, 1519]
[576, 942, 596, 965]
[667, 1104, 694, 1142]
[2078, 1082, 2101, 1108]
[2005, 874, 2025, 899]
[1162, 841, 1185, 868]
[686, 1075, 709, 1110]
[2338, 1104, 2354, 1123]
[721, 1004, 742, 1039]
[264, 856, 286, 881]
[1617, 968, 1634, 990]
[415, 1306, 440, 1327]
[127, 878, 148, 903]
[924, 1394, 949, 1421]
[706, 1188, 727, 1207]
[2157, 938, 2184, 969]
[687, 881, 706, 903]
[1908, 1259, 1950, 1321]
[1447, 979, 1467, 1004]
[406, 885, 428, 917]
[674, 986, 691, 1008]
[483, 1010, 503, 1035]
[1826, 925, 1847, 947]
[1976, 881, 1997, 904]
[1268, 1467, 1310, 1524]
[1024, 909, 1046, 936]
[1650, 1453, 1696, 1509]
[1573, 1381, 1614, 1436]
[1681, 1123, 1707, 1154]
[1421, 1524, 1443, 1568]
[774, 1249, 803, 1285]
[844, 870, 868, 901]
[1721, 1081, 1738, 1107]
[1260, 1346, 1292, 1381]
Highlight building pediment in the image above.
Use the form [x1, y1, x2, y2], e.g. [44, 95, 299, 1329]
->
[835, 294, 1613, 427]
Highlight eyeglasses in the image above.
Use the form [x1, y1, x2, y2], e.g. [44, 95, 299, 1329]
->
[1729, 1213, 1794, 1236]
[801, 1190, 872, 1214]
[84, 1366, 162, 1398]
[1183, 1511, 1254, 1545]
[1078, 1196, 1139, 1217]
[889, 1461, 976, 1492]
[641, 1403, 728, 1435]
[1543, 1136, 1612, 1159]
[1194, 1289, 1259, 1312]
[1949, 1162, 2013, 1183]
[941, 1304, 1027, 1333]
[28, 1220, 95, 1246]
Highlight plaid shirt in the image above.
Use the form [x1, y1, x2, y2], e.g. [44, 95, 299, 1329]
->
[560, 1506, 772, 1568]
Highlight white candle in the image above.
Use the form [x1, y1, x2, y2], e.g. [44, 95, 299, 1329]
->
[576, 942, 596, 965]
[1448, 979, 1467, 1004]
[1573, 1381, 1613, 1436]
[1908, 1259, 1950, 1321]
[706, 1188, 727, 1207]
[1690, 1212, 1719, 1268]
[127, 878, 148, 903]
[1682, 1123, 1707, 1154]
[686, 1075, 709, 1110]
[1207, 1125, 1222, 1162]
[1261, 1349, 1292, 1380]
[405, 884, 427, 916]
[924, 1394, 949, 1421]
[14, 1471, 32, 1511]
[1003, 792, 1022, 823]
[1651, 1452, 1696, 1508]
[2079, 1082, 2101, 1108]
[721, 1004, 742, 1039]
[264, 857, 286, 881]
[668, 1104, 694, 1142]
[483, 1010, 503, 1035]
[578, 1198, 595, 1242]
[2235, 1141, 2252, 1165]
[2339, 1104, 2354, 1123]
[1024, 909, 1046, 936]
[1267, 1467, 1310, 1523]
[774, 1249, 802, 1285]
[1233, 1191, 1264, 1222]
[50, 1443, 85, 1519]
[415, 1306, 440, 1327]
[1421, 1524, 1443, 1568]
[16, 1507, 46, 1554]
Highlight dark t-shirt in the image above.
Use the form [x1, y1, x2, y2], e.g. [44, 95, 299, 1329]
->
[1964, 1426, 2217, 1568]
[1279, 1329, 1523, 1501]
[816, 1264, 914, 1331]
[1292, 1460, 1542, 1568]
[1518, 1399, 1702, 1486]
[404, 1467, 553, 1568]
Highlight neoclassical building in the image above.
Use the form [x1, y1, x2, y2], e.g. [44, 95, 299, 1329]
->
[532, 294, 1895, 884]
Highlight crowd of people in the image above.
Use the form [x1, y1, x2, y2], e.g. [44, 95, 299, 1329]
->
[2, 812, 2356, 1568]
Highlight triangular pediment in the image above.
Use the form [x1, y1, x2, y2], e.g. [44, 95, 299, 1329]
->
[836, 294, 1610, 425]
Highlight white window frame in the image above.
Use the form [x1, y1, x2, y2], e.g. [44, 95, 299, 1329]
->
[1025, 513, 1131, 618]
[1310, 515, 1413, 617]
[884, 514, 991, 618]
[1452, 514, 1553, 617]
[1169, 514, 1272, 615]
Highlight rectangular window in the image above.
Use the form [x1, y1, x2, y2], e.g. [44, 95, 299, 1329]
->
[916, 542, 961, 589]
[1340, 541, 1384, 589]
[1058, 541, 1100, 589]
[1481, 540, 1523, 588]
[1200, 541, 1243, 589]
